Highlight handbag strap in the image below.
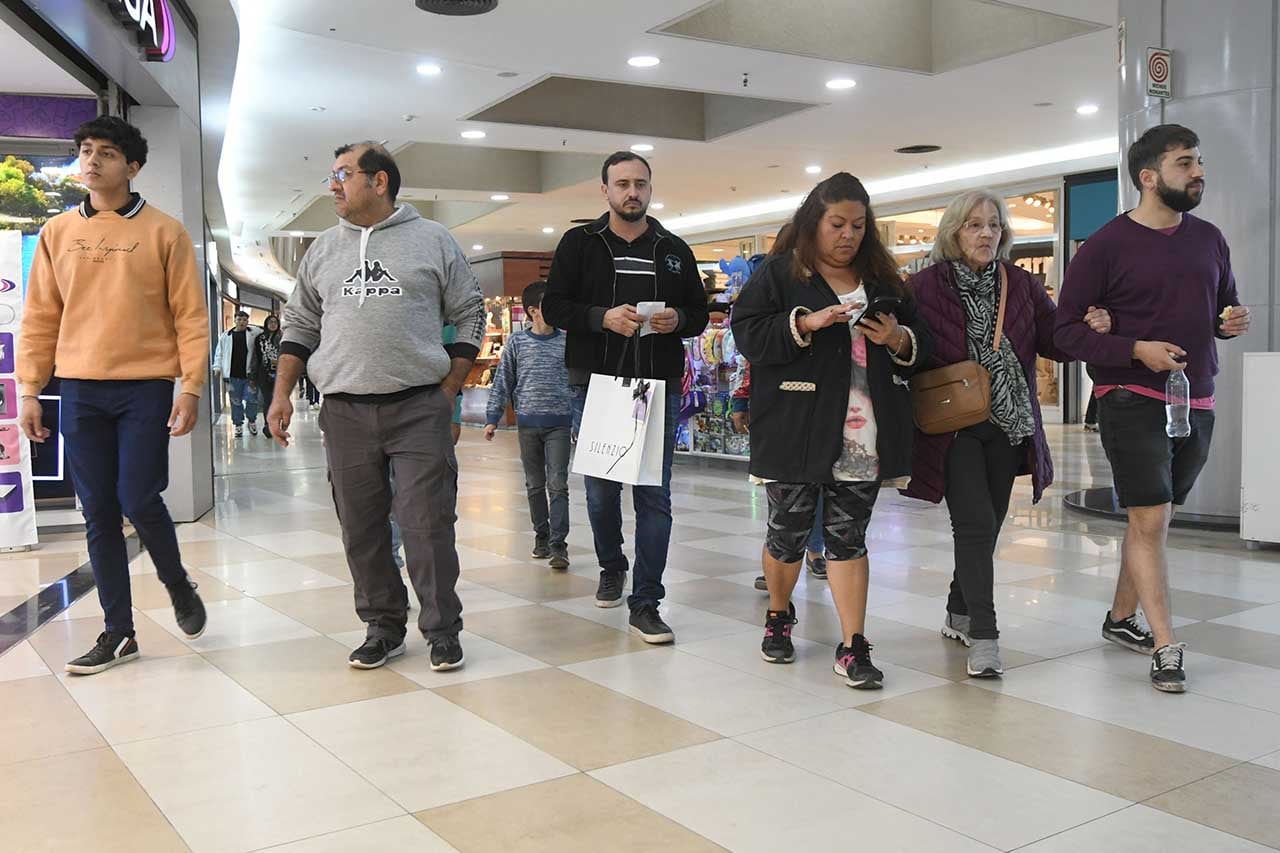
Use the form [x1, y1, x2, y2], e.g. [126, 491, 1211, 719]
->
[993, 264, 1009, 352]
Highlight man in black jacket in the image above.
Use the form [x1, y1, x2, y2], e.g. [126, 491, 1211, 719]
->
[543, 151, 709, 643]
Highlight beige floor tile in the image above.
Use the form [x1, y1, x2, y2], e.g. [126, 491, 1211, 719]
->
[296, 552, 356, 582]
[1176, 622, 1280, 671]
[169, 537, 281, 569]
[434, 668, 718, 770]
[0, 675, 105, 765]
[418, 774, 725, 853]
[1008, 571, 1258, 622]
[145, 597, 318, 652]
[665, 578, 768, 623]
[662, 543, 760, 578]
[1, 748, 187, 852]
[52, 568, 241, 619]
[462, 605, 656, 665]
[204, 635, 422, 714]
[256, 585, 364, 634]
[862, 683, 1236, 801]
[993, 542, 1104, 571]
[458, 533, 593, 562]
[29, 611, 193, 670]
[823, 614, 1042, 681]
[460, 563, 605, 603]
[242, 529, 348, 558]
[262, 815, 456, 852]
[0, 639, 51, 682]
[1147, 763, 1280, 849]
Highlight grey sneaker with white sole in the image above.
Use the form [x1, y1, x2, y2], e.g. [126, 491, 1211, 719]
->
[941, 612, 971, 647]
[967, 639, 1003, 678]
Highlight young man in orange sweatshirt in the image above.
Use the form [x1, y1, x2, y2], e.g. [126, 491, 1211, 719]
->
[18, 116, 210, 674]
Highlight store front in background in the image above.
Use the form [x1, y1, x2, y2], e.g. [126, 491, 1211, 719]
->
[464, 250, 549, 426]
[0, 0, 213, 527]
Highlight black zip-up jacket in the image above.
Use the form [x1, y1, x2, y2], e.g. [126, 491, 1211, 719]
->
[731, 254, 934, 483]
[542, 213, 709, 381]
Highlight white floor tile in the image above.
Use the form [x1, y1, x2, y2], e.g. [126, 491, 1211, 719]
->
[0, 640, 51, 681]
[116, 716, 404, 853]
[1253, 751, 1280, 771]
[994, 584, 1198, 631]
[145, 597, 318, 652]
[565, 648, 841, 736]
[242, 530, 348, 558]
[591, 739, 995, 853]
[288, 690, 575, 812]
[870, 595, 1105, 658]
[739, 709, 1127, 850]
[325, 629, 549, 688]
[454, 579, 534, 613]
[717, 569, 927, 609]
[546, 596, 758, 644]
[259, 815, 457, 852]
[1016, 804, 1272, 852]
[1080, 564, 1280, 604]
[683, 534, 769, 562]
[201, 558, 348, 597]
[1209, 602, 1280, 635]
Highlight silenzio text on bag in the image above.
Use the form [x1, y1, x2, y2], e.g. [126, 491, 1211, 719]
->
[586, 441, 629, 458]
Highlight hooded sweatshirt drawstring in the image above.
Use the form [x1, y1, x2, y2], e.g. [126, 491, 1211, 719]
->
[357, 226, 372, 307]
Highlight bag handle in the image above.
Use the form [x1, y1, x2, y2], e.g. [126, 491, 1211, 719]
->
[993, 264, 1009, 352]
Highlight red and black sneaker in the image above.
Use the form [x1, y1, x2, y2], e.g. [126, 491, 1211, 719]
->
[761, 602, 797, 664]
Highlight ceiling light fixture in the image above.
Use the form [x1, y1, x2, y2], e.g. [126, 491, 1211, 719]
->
[1076, 103, 1100, 116]
[289, 231, 304, 237]
[310, 106, 326, 112]
[416, 62, 442, 76]
[713, 248, 725, 252]
[825, 77, 856, 90]
[490, 193, 510, 201]
[541, 226, 555, 234]
[631, 143, 654, 152]
[461, 130, 487, 139]
[628, 55, 660, 68]
[651, 202, 665, 210]
[472, 244, 484, 251]
[805, 165, 822, 174]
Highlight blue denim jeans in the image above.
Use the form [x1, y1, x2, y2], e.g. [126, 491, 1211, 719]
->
[571, 384, 680, 611]
[226, 377, 259, 426]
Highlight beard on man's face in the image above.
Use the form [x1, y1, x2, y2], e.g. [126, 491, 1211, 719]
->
[1156, 175, 1203, 213]
[611, 198, 647, 222]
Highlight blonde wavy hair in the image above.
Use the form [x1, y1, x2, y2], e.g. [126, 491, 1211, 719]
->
[930, 189, 1014, 265]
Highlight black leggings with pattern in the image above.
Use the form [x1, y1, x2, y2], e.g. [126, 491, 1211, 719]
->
[765, 481, 880, 563]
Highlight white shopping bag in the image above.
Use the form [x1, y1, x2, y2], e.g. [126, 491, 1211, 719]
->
[573, 373, 666, 486]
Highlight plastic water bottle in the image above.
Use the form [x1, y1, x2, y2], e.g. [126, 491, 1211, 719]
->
[1165, 365, 1191, 438]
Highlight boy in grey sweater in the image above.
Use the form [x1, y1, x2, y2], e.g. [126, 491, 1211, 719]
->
[270, 141, 484, 673]
[484, 281, 573, 568]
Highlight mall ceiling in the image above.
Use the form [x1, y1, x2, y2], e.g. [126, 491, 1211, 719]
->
[210, 0, 1120, 294]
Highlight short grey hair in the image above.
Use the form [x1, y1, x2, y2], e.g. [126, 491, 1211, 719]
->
[930, 189, 1014, 264]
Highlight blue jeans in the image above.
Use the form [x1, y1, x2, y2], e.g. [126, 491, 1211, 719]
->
[571, 384, 680, 611]
[519, 425, 571, 547]
[226, 377, 259, 426]
[61, 380, 190, 635]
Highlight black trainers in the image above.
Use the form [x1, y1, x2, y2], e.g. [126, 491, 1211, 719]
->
[65, 632, 139, 675]
[234, 425, 244, 438]
[595, 570, 626, 608]
[429, 634, 465, 671]
[835, 634, 883, 689]
[761, 603, 797, 664]
[806, 553, 828, 580]
[167, 579, 207, 640]
[548, 544, 570, 570]
[531, 540, 551, 560]
[1102, 610, 1155, 655]
[629, 605, 675, 644]
[248, 422, 259, 436]
[348, 637, 406, 669]
[1151, 642, 1187, 693]
[754, 575, 768, 591]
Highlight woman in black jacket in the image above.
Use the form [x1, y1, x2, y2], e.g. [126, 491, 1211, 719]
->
[254, 315, 282, 437]
[731, 173, 933, 689]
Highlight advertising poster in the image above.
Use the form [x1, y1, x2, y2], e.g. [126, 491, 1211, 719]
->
[0, 230, 37, 547]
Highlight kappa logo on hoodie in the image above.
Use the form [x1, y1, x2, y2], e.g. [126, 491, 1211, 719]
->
[341, 259, 402, 297]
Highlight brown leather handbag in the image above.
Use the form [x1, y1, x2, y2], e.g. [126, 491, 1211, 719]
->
[911, 266, 1008, 435]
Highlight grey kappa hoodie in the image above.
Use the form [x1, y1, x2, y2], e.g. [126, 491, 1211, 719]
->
[281, 204, 485, 395]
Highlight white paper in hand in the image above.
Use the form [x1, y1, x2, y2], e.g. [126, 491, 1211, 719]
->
[637, 301, 666, 337]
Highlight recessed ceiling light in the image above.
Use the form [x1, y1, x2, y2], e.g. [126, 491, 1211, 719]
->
[541, 226, 555, 234]
[490, 193, 510, 201]
[630, 143, 654, 152]
[416, 62, 442, 76]
[461, 130, 486, 139]
[310, 106, 326, 112]
[289, 231, 304, 237]
[472, 244, 484, 251]
[651, 202, 664, 210]
[825, 78, 856, 90]
[628, 55, 660, 68]
[1076, 103, 1100, 116]
[713, 248, 724, 252]
[805, 164, 822, 174]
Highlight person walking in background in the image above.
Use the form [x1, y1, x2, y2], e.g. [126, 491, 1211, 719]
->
[215, 309, 260, 437]
[268, 141, 484, 673]
[484, 281, 573, 569]
[254, 314, 282, 438]
[17, 116, 208, 674]
[1055, 124, 1250, 693]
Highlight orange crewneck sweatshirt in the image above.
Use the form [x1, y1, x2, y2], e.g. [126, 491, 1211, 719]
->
[17, 195, 209, 398]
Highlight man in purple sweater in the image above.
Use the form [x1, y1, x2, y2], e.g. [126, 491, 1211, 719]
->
[1055, 124, 1251, 693]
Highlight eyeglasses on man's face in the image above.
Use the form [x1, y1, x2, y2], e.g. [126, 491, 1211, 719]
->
[323, 167, 369, 186]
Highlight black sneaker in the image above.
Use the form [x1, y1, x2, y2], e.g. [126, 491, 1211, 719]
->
[754, 575, 768, 591]
[167, 579, 207, 640]
[248, 422, 259, 436]
[806, 553, 828, 580]
[65, 632, 139, 675]
[348, 637, 406, 669]
[429, 634, 465, 671]
[548, 544, 570, 570]
[264, 424, 272, 439]
[835, 634, 883, 689]
[234, 425, 244, 438]
[761, 603, 797, 664]
[531, 540, 551, 560]
[1151, 642, 1187, 693]
[629, 605, 675, 644]
[595, 570, 626, 608]
[1102, 610, 1155, 655]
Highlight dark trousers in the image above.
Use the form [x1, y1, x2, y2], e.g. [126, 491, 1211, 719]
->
[518, 425, 571, 547]
[61, 379, 189, 635]
[572, 386, 680, 611]
[320, 387, 462, 642]
[1084, 394, 1099, 427]
[943, 421, 1024, 640]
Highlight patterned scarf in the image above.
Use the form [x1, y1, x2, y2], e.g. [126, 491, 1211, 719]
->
[952, 261, 1035, 445]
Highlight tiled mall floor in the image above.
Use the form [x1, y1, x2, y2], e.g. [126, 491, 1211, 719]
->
[3, 405, 1280, 852]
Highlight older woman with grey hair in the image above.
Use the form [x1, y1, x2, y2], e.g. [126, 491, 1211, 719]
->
[902, 189, 1111, 677]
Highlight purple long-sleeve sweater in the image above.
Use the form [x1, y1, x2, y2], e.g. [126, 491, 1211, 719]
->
[1054, 213, 1240, 399]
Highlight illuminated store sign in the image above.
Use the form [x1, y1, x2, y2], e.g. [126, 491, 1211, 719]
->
[103, 0, 176, 63]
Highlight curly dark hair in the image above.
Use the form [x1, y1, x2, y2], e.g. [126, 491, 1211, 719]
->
[74, 116, 148, 168]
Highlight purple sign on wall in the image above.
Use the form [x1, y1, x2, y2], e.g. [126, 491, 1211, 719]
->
[0, 95, 98, 140]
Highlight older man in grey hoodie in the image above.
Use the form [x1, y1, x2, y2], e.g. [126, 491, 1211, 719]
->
[268, 142, 484, 672]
